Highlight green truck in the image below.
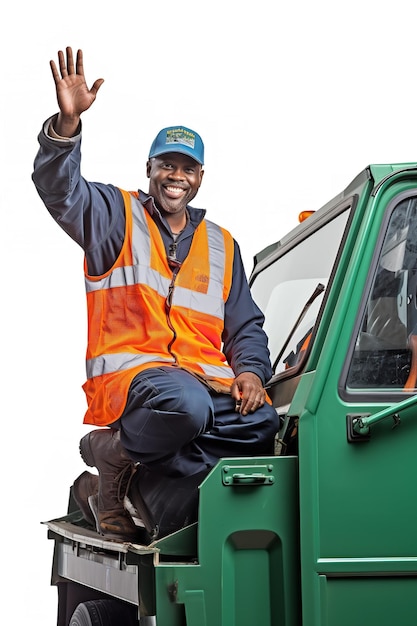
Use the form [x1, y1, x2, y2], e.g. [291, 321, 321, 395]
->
[44, 163, 417, 626]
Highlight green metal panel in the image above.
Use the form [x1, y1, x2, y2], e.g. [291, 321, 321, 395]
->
[321, 576, 417, 626]
[155, 456, 300, 626]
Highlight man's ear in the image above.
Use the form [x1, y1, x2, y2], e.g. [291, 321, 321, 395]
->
[146, 159, 152, 178]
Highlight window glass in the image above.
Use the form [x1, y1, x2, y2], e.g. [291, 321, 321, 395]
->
[251, 210, 350, 376]
[346, 196, 417, 391]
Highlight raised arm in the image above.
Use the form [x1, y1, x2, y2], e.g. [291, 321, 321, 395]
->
[50, 47, 104, 137]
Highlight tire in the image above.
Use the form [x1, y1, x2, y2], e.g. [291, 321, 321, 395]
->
[69, 599, 138, 626]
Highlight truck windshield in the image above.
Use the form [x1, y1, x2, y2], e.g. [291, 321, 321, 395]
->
[346, 195, 417, 393]
[251, 209, 350, 376]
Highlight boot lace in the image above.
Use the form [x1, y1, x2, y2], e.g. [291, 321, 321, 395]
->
[115, 463, 137, 504]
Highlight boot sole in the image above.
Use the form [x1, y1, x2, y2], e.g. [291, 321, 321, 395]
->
[79, 432, 97, 468]
[72, 471, 98, 527]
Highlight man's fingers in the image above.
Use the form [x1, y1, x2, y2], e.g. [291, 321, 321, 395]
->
[57, 50, 68, 77]
[75, 49, 84, 76]
[50, 60, 60, 84]
[90, 78, 105, 96]
[238, 390, 266, 414]
[66, 47, 75, 75]
[53, 48, 77, 79]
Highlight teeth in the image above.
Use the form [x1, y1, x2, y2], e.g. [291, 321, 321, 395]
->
[166, 186, 183, 194]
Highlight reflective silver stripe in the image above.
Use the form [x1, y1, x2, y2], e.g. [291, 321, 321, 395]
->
[171, 285, 224, 318]
[86, 265, 224, 318]
[86, 353, 174, 378]
[85, 264, 172, 296]
[131, 204, 151, 266]
[86, 353, 233, 379]
[198, 363, 235, 379]
[205, 220, 225, 289]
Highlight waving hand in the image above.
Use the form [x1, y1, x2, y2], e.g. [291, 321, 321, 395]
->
[50, 47, 104, 137]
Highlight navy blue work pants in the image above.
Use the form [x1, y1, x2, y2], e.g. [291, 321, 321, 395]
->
[116, 366, 278, 478]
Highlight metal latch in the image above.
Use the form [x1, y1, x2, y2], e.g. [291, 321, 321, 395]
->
[222, 464, 275, 486]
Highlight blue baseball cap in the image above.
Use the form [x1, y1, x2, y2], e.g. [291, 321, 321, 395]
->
[148, 126, 204, 165]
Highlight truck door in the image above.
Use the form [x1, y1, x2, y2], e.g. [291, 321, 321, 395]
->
[298, 183, 417, 626]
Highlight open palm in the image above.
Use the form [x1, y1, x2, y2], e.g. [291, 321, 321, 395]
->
[50, 48, 104, 118]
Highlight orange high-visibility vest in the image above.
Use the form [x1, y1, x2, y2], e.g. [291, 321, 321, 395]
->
[82, 189, 235, 426]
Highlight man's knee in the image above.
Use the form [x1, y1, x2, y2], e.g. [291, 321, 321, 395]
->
[128, 367, 214, 422]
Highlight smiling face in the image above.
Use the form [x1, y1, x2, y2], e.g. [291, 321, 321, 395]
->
[146, 152, 204, 216]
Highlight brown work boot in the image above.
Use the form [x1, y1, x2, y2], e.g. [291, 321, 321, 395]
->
[79, 428, 139, 542]
[72, 470, 98, 528]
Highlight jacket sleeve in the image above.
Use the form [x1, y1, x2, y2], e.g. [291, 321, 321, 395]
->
[222, 240, 273, 385]
[32, 116, 125, 276]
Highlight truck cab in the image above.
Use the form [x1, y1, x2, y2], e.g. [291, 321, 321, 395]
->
[45, 163, 417, 625]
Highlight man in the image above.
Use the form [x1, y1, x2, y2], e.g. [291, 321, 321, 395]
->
[33, 47, 278, 542]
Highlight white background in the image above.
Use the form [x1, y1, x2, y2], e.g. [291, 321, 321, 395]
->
[2, 0, 416, 622]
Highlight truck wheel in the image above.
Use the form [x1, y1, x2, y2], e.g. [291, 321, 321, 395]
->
[69, 599, 138, 626]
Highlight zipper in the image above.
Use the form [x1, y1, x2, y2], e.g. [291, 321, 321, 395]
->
[165, 270, 179, 361]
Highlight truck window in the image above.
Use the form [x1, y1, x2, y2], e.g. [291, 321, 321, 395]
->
[346, 196, 417, 392]
[251, 208, 350, 377]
